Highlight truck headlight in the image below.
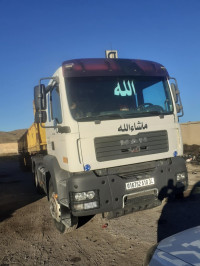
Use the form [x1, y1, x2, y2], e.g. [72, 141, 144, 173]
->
[74, 191, 96, 201]
[176, 172, 186, 181]
[71, 190, 99, 211]
[86, 191, 95, 200]
[74, 192, 87, 201]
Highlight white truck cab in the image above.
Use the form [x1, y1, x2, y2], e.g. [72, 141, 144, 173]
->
[33, 57, 187, 233]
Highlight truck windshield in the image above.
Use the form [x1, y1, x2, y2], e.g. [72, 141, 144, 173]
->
[65, 76, 173, 122]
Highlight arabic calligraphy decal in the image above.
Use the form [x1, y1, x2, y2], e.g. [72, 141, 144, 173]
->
[114, 80, 137, 97]
[118, 121, 148, 132]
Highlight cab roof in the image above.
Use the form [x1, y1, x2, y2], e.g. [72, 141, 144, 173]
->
[62, 58, 169, 78]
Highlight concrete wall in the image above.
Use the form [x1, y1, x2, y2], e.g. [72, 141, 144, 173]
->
[0, 143, 18, 155]
[181, 121, 200, 145]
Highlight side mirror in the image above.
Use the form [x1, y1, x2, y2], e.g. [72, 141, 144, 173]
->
[176, 104, 183, 114]
[34, 84, 46, 111]
[171, 82, 183, 114]
[35, 110, 47, 123]
[171, 83, 178, 103]
[170, 77, 184, 117]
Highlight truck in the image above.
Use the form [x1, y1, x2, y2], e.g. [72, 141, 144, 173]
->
[19, 52, 188, 233]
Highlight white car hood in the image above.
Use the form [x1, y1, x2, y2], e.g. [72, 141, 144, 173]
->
[156, 226, 200, 265]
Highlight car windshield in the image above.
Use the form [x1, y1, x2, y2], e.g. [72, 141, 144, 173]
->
[65, 76, 173, 122]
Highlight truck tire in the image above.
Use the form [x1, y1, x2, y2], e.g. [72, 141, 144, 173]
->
[34, 169, 44, 194]
[19, 155, 29, 172]
[48, 179, 78, 234]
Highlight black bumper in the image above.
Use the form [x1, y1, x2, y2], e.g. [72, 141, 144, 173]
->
[67, 157, 187, 217]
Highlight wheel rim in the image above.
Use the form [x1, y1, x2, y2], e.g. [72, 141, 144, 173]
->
[50, 192, 61, 222]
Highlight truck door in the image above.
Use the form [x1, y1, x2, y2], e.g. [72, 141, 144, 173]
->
[46, 84, 65, 161]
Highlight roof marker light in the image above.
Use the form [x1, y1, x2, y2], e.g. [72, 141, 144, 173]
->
[64, 63, 74, 69]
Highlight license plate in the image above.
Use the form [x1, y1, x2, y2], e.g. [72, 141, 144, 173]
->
[126, 178, 155, 190]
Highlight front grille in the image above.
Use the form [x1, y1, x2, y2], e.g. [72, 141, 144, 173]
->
[94, 130, 168, 162]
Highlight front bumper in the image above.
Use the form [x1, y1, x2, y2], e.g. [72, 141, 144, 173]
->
[67, 157, 187, 217]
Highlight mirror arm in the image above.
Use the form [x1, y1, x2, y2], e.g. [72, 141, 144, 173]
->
[40, 123, 57, 129]
[39, 76, 59, 92]
[169, 77, 184, 117]
[38, 76, 59, 128]
[39, 122, 67, 132]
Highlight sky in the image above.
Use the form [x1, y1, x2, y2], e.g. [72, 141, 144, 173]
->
[0, 0, 200, 131]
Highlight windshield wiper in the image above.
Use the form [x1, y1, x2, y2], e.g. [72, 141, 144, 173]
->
[147, 111, 165, 118]
[123, 112, 142, 118]
[124, 111, 163, 118]
[77, 111, 165, 122]
[146, 111, 161, 115]
[96, 113, 124, 120]
[77, 113, 124, 122]
[140, 111, 165, 118]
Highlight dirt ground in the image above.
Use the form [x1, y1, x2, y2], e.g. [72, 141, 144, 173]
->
[0, 156, 200, 266]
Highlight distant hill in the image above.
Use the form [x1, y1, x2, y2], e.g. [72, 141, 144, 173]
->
[0, 129, 27, 144]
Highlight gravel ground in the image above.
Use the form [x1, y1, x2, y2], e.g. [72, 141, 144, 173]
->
[0, 156, 200, 266]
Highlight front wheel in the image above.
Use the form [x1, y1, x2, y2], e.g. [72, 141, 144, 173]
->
[49, 180, 78, 234]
